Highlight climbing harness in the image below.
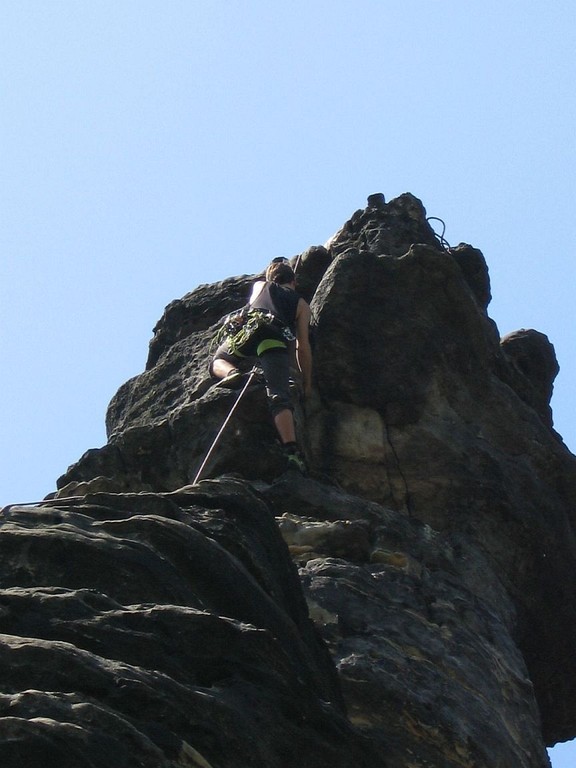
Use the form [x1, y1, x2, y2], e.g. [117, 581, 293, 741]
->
[427, 216, 451, 250]
[193, 367, 260, 484]
[214, 307, 295, 357]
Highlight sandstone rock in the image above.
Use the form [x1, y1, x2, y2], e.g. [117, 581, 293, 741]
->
[293, 245, 332, 304]
[500, 328, 559, 428]
[449, 243, 492, 309]
[0, 483, 382, 767]
[324, 192, 442, 258]
[260, 475, 549, 767]
[8, 193, 576, 764]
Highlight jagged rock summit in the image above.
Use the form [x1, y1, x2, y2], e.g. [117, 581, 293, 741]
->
[2, 193, 576, 767]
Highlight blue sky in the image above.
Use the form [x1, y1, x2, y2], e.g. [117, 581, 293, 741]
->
[1, 2, 574, 762]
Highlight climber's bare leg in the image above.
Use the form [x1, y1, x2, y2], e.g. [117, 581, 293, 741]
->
[212, 359, 238, 380]
[274, 408, 296, 445]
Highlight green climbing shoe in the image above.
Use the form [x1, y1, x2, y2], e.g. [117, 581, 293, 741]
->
[286, 450, 308, 475]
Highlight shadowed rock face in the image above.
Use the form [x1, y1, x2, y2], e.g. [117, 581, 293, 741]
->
[0, 483, 381, 767]
[4, 193, 576, 766]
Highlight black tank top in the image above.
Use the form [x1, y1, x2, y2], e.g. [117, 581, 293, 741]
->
[250, 282, 300, 333]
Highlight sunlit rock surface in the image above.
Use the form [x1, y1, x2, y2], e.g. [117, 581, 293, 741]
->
[3, 193, 576, 767]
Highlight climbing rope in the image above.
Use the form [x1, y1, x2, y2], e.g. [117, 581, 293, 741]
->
[2, 369, 262, 512]
[193, 367, 260, 484]
[427, 216, 451, 250]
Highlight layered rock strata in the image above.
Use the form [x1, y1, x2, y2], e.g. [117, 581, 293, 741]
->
[0, 484, 381, 767]
[2, 193, 575, 767]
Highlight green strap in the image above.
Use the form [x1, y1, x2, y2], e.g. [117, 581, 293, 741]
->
[256, 338, 287, 356]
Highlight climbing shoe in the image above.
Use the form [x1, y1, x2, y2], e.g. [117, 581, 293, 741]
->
[215, 369, 246, 389]
[287, 451, 307, 474]
[283, 444, 308, 475]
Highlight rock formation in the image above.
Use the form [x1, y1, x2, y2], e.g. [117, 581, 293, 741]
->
[2, 193, 575, 767]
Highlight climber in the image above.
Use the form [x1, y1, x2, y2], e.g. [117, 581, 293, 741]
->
[210, 258, 312, 473]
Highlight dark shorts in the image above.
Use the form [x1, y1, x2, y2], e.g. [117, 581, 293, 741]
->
[211, 339, 292, 416]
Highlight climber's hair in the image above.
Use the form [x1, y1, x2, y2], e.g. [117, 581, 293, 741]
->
[265, 261, 295, 285]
